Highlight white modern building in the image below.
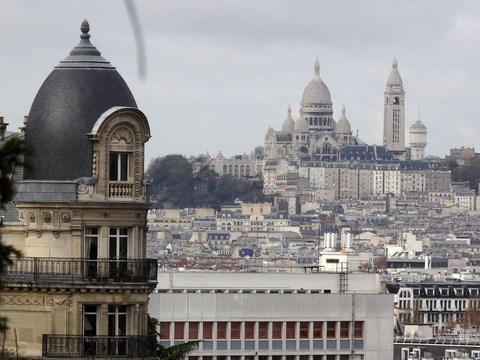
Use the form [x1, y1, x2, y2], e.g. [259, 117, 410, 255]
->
[149, 270, 393, 359]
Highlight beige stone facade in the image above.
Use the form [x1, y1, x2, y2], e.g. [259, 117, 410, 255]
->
[0, 22, 157, 359]
[1, 108, 155, 358]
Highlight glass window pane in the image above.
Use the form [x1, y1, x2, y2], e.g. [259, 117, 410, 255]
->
[120, 153, 128, 181]
[259, 322, 268, 339]
[217, 322, 227, 339]
[313, 322, 323, 338]
[286, 322, 296, 339]
[272, 322, 282, 339]
[230, 322, 241, 339]
[159, 322, 170, 340]
[327, 321, 336, 339]
[245, 322, 255, 339]
[354, 321, 364, 338]
[188, 322, 199, 340]
[203, 322, 213, 339]
[109, 153, 119, 181]
[174, 322, 184, 339]
[300, 322, 309, 339]
[340, 321, 349, 338]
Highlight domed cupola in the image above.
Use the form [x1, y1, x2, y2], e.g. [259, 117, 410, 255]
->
[301, 57, 332, 104]
[294, 108, 308, 132]
[281, 105, 295, 133]
[25, 20, 137, 180]
[300, 57, 334, 132]
[335, 105, 351, 134]
[335, 105, 352, 145]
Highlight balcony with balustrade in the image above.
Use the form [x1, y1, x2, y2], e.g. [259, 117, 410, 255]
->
[4, 257, 158, 288]
[42, 334, 157, 358]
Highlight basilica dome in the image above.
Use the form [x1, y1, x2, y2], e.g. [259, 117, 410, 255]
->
[294, 108, 309, 132]
[335, 106, 351, 133]
[24, 20, 137, 180]
[301, 58, 331, 104]
[281, 105, 295, 133]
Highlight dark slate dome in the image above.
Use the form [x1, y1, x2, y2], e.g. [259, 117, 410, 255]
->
[24, 20, 137, 180]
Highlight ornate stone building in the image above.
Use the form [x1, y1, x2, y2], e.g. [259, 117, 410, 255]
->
[265, 58, 365, 162]
[265, 57, 422, 163]
[0, 21, 157, 358]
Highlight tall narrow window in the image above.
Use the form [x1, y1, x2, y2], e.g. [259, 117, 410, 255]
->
[159, 322, 170, 340]
[188, 322, 199, 340]
[174, 322, 185, 339]
[313, 322, 323, 338]
[109, 228, 128, 259]
[109, 228, 128, 279]
[245, 322, 255, 339]
[299, 322, 309, 339]
[230, 322, 241, 340]
[203, 322, 213, 339]
[327, 322, 336, 339]
[84, 228, 99, 277]
[217, 322, 227, 339]
[286, 322, 296, 339]
[259, 322, 268, 339]
[108, 305, 127, 336]
[107, 305, 127, 355]
[272, 322, 282, 339]
[354, 322, 364, 338]
[109, 153, 129, 181]
[83, 305, 99, 356]
[340, 322, 349, 338]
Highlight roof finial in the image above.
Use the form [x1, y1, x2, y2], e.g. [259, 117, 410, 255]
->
[288, 104, 291, 116]
[342, 104, 346, 117]
[314, 55, 320, 77]
[418, 108, 421, 120]
[80, 19, 90, 39]
[392, 56, 398, 68]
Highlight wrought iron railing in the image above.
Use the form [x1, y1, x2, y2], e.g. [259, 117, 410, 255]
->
[42, 334, 157, 358]
[4, 257, 157, 284]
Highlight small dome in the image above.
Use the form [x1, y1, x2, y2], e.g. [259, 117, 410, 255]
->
[294, 108, 308, 132]
[25, 20, 137, 180]
[410, 119, 427, 131]
[301, 58, 331, 104]
[281, 105, 295, 132]
[335, 105, 351, 133]
[387, 57, 403, 85]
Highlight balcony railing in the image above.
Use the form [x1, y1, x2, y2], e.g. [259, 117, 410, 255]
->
[4, 257, 157, 284]
[42, 334, 157, 358]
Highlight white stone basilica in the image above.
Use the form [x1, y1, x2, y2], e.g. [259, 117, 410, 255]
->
[265, 57, 428, 162]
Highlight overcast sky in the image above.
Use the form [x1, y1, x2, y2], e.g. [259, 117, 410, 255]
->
[1, 1, 480, 164]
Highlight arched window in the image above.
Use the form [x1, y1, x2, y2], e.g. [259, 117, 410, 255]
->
[223, 165, 227, 174]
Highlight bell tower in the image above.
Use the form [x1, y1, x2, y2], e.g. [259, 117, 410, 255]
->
[383, 57, 406, 156]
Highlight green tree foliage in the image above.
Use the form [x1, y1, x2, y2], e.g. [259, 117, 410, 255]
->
[448, 158, 480, 192]
[146, 155, 270, 209]
[0, 137, 29, 332]
[147, 155, 195, 208]
[147, 315, 199, 360]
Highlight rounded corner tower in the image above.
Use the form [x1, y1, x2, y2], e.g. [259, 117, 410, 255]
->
[24, 20, 138, 180]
